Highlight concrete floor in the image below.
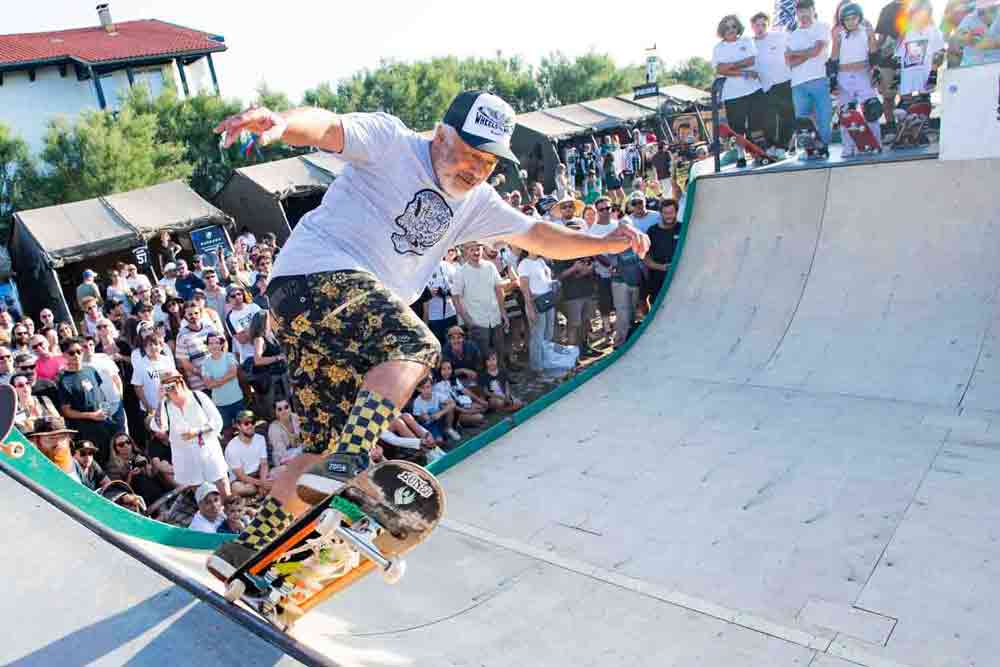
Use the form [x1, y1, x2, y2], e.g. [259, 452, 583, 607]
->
[5, 157, 1000, 667]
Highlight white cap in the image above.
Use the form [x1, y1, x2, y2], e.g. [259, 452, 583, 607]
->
[195, 482, 219, 504]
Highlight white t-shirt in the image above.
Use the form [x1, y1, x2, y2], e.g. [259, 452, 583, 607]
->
[587, 221, 620, 278]
[787, 21, 831, 86]
[127, 273, 152, 293]
[189, 511, 225, 533]
[130, 352, 177, 410]
[837, 26, 873, 65]
[272, 113, 536, 304]
[225, 434, 268, 478]
[754, 31, 792, 90]
[453, 261, 504, 328]
[426, 261, 457, 321]
[85, 353, 122, 406]
[226, 303, 263, 363]
[412, 394, 443, 420]
[712, 38, 763, 101]
[158, 277, 177, 297]
[896, 25, 944, 96]
[517, 257, 553, 296]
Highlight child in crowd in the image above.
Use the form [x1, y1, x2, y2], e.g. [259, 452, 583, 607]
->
[219, 495, 247, 534]
[895, 0, 945, 105]
[830, 3, 883, 156]
[411, 377, 457, 445]
[478, 351, 524, 413]
[433, 359, 487, 427]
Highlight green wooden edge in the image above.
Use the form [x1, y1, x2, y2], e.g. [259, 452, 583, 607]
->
[1, 178, 701, 553]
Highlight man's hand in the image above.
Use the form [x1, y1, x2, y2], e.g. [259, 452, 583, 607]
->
[605, 224, 651, 259]
[215, 107, 287, 147]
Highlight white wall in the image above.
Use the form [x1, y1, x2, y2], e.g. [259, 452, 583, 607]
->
[0, 66, 100, 155]
[167, 57, 217, 98]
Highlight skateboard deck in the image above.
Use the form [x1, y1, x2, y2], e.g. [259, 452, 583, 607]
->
[839, 106, 881, 154]
[0, 385, 24, 459]
[891, 101, 931, 149]
[224, 460, 445, 631]
[718, 123, 776, 166]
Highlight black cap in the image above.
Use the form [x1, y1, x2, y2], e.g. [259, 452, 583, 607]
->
[442, 90, 519, 165]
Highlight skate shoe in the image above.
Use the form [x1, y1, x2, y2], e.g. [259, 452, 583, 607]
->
[207, 540, 258, 582]
[297, 451, 369, 505]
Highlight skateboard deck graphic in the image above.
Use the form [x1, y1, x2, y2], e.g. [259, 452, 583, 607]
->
[892, 101, 931, 149]
[0, 385, 24, 459]
[839, 106, 881, 154]
[718, 123, 777, 166]
[795, 118, 829, 160]
[225, 460, 444, 631]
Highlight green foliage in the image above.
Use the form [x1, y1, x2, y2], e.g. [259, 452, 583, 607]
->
[668, 57, 715, 90]
[254, 82, 292, 112]
[0, 124, 33, 224]
[537, 51, 630, 106]
[35, 104, 192, 205]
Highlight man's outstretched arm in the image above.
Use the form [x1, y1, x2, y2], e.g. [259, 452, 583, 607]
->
[500, 220, 649, 261]
[215, 107, 345, 153]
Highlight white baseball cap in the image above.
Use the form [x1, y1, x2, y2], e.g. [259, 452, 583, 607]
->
[195, 482, 219, 504]
[442, 90, 520, 165]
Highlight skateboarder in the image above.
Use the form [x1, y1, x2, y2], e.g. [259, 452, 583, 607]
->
[206, 90, 649, 581]
[829, 3, 883, 155]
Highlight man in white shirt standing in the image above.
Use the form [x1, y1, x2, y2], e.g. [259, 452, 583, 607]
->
[452, 243, 509, 367]
[224, 285, 262, 364]
[713, 14, 768, 166]
[752, 11, 796, 154]
[786, 0, 833, 146]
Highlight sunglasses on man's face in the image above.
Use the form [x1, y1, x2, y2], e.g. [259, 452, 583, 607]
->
[596, 206, 611, 212]
[66, 349, 83, 357]
[238, 420, 254, 426]
[31, 342, 45, 349]
[0, 354, 11, 361]
[13, 381, 29, 388]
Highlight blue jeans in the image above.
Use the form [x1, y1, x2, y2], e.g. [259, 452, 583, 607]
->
[792, 77, 833, 146]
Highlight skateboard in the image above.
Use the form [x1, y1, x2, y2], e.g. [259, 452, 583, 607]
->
[891, 100, 932, 149]
[795, 118, 829, 160]
[0, 385, 24, 458]
[718, 123, 777, 166]
[223, 460, 445, 631]
[839, 104, 881, 154]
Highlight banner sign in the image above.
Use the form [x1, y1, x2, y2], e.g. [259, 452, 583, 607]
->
[190, 225, 232, 269]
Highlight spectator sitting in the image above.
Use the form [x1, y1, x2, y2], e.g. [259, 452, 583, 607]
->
[0, 345, 14, 384]
[452, 243, 509, 370]
[433, 358, 487, 427]
[105, 432, 176, 508]
[76, 269, 103, 310]
[268, 398, 304, 470]
[225, 410, 271, 497]
[442, 326, 482, 385]
[26, 416, 78, 477]
[31, 335, 66, 382]
[189, 482, 226, 533]
[12, 372, 59, 434]
[479, 350, 524, 413]
[202, 333, 244, 431]
[150, 370, 230, 498]
[219, 495, 246, 534]
[73, 440, 110, 492]
[411, 377, 458, 445]
[174, 260, 206, 301]
[57, 336, 120, 465]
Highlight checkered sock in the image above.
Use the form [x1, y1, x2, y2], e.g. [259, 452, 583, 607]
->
[234, 497, 293, 550]
[331, 388, 399, 456]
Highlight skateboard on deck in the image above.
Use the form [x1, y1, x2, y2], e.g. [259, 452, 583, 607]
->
[891, 99, 932, 149]
[794, 118, 829, 160]
[0, 385, 24, 459]
[839, 104, 881, 154]
[223, 460, 445, 631]
[717, 123, 777, 166]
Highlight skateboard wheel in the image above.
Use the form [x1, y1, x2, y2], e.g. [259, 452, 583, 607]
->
[317, 509, 344, 535]
[383, 557, 406, 584]
[223, 579, 246, 602]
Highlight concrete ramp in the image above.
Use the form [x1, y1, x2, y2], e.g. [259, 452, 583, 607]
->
[657, 158, 1000, 408]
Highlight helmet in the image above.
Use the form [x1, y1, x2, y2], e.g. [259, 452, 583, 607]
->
[838, 2, 864, 25]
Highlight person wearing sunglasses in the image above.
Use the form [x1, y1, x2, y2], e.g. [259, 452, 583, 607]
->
[12, 372, 59, 435]
[0, 345, 14, 385]
[11, 325, 32, 356]
[30, 335, 66, 383]
[149, 371, 230, 499]
[56, 337, 117, 465]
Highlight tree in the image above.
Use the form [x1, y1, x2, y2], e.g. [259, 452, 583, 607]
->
[254, 82, 292, 112]
[35, 103, 192, 204]
[667, 57, 715, 90]
[537, 51, 630, 106]
[0, 124, 33, 224]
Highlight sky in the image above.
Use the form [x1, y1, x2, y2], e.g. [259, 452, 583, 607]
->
[6, 0, 872, 105]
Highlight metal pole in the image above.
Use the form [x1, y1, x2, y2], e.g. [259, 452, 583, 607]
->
[711, 77, 725, 174]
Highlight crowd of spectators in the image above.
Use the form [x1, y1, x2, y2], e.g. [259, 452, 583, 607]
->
[711, 0, 1000, 163]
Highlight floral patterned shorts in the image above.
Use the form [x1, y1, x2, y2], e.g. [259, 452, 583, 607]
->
[267, 271, 440, 455]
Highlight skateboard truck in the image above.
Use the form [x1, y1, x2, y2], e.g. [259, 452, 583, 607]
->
[317, 509, 407, 584]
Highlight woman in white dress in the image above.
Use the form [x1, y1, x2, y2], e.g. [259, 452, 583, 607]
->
[150, 370, 231, 497]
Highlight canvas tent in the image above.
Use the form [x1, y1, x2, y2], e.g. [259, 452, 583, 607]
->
[214, 152, 345, 243]
[12, 180, 232, 323]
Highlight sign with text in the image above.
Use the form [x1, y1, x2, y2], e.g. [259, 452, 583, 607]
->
[633, 82, 660, 101]
[131, 245, 150, 267]
[190, 225, 232, 269]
